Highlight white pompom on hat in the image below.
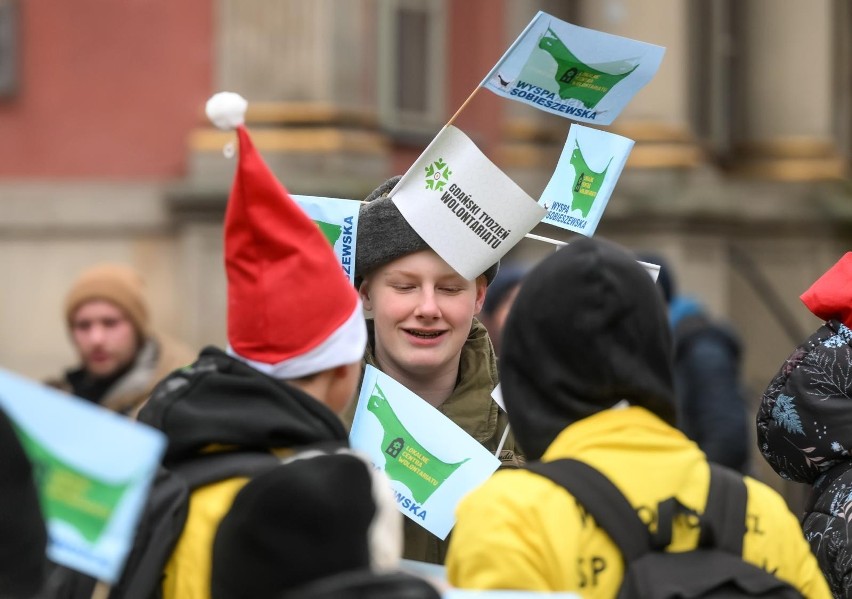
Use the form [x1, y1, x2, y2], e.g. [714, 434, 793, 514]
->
[206, 92, 367, 379]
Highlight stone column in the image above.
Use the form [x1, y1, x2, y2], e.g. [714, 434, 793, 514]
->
[579, 0, 702, 169]
[732, 0, 843, 181]
[185, 0, 388, 197]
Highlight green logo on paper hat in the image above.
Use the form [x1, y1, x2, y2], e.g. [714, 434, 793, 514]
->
[313, 219, 342, 247]
[538, 27, 639, 108]
[368, 383, 468, 503]
[424, 158, 452, 192]
[569, 141, 612, 218]
[14, 424, 133, 544]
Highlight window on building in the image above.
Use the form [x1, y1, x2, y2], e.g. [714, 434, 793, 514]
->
[0, 0, 18, 98]
[378, 0, 447, 138]
[687, 0, 741, 164]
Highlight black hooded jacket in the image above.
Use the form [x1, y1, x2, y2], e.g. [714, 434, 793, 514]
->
[0, 406, 47, 598]
[500, 237, 676, 460]
[138, 346, 348, 466]
[758, 320, 852, 598]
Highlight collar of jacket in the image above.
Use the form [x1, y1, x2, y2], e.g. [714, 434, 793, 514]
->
[363, 319, 500, 444]
[541, 405, 693, 464]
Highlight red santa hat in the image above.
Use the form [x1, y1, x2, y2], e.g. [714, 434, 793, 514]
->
[206, 92, 366, 378]
[800, 252, 852, 328]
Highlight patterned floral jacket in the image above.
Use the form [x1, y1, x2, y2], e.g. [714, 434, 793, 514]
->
[757, 319, 852, 598]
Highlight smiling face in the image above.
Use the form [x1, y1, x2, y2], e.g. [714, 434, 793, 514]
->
[359, 250, 486, 384]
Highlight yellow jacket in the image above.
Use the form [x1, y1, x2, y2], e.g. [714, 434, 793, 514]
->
[446, 407, 830, 599]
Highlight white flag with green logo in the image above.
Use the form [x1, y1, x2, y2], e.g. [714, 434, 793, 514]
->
[390, 125, 546, 281]
[350, 365, 500, 539]
[539, 124, 634, 236]
[481, 11, 665, 126]
[293, 195, 360, 284]
[0, 368, 166, 583]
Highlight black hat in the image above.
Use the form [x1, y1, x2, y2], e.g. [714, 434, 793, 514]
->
[501, 237, 676, 459]
[355, 177, 499, 287]
[0, 406, 48, 598]
[211, 450, 401, 599]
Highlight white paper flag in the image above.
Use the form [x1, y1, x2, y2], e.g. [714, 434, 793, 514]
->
[293, 195, 360, 284]
[391, 125, 546, 280]
[482, 11, 665, 126]
[539, 125, 634, 237]
[0, 368, 166, 583]
[350, 366, 500, 539]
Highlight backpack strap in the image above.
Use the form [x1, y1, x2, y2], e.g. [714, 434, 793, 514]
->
[114, 452, 282, 599]
[701, 463, 748, 555]
[526, 459, 651, 562]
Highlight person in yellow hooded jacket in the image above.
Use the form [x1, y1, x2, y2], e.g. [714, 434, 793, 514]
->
[446, 237, 830, 599]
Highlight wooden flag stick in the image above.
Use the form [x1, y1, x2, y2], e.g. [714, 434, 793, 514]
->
[91, 581, 111, 599]
[446, 86, 484, 128]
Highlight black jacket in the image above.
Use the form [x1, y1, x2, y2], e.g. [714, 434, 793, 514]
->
[673, 308, 749, 472]
[757, 320, 852, 598]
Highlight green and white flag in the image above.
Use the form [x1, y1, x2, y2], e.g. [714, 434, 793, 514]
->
[481, 12, 665, 125]
[391, 125, 546, 281]
[539, 125, 634, 236]
[293, 195, 360, 284]
[350, 366, 500, 539]
[0, 368, 166, 583]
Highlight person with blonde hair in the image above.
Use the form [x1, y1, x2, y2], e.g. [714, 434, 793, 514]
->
[346, 176, 521, 564]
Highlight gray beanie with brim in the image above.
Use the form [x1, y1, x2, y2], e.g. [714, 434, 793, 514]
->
[355, 176, 499, 287]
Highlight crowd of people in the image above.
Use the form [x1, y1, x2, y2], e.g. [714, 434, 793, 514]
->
[3, 95, 848, 599]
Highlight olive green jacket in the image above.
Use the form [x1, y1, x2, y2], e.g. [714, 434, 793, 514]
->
[342, 319, 523, 564]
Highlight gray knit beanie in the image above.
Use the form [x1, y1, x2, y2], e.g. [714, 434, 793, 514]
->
[355, 176, 499, 286]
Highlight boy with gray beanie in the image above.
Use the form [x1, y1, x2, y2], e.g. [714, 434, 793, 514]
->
[344, 176, 522, 565]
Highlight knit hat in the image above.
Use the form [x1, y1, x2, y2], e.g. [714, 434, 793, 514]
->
[64, 264, 149, 337]
[800, 252, 852, 328]
[206, 92, 367, 379]
[355, 176, 499, 287]
[0, 407, 48, 598]
[211, 449, 402, 599]
[501, 237, 676, 460]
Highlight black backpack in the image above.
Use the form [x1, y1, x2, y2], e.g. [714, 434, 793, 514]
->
[45, 451, 280, 599]
[526, 459, 803, 599]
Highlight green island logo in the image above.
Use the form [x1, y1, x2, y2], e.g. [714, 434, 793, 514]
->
[368, 383, 468, 504]
[424, 158, 452, 191]
[313, 219, 342, 247]
[14, 423, 133, 544]
[569, 142, 612, 217]
[538, 27, 639, 108]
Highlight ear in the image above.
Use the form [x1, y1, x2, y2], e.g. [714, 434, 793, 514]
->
[328, 362, 361, 414]
[358, 279, 373, 311]
[473, 275, 487, 314]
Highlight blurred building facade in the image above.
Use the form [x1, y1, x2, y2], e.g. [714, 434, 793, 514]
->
[1, 0, 850, 494]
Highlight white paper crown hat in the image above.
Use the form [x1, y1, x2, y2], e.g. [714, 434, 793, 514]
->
[206, 92, 367, 378]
